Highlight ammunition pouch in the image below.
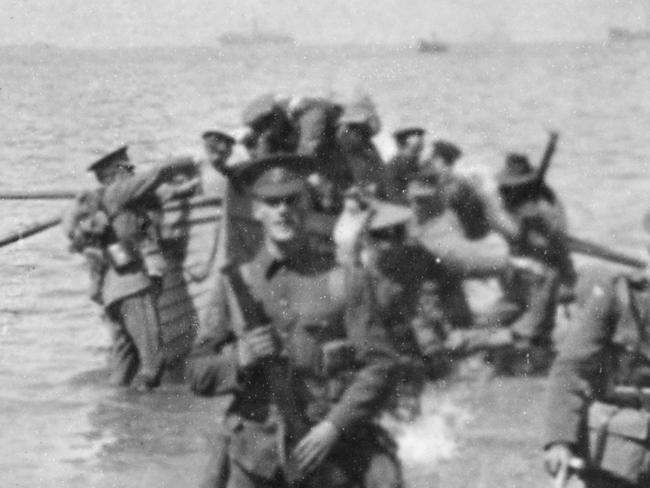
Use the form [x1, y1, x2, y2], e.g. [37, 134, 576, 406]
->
[587, 401, 650, 484]
[141, 241, 167, 279]
[106, 241, 139, 271]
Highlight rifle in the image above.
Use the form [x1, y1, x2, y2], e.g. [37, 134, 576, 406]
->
[567, 235, 647, 269]
[0, 190, 76, 200]
[0, 216, 62, 248]
[535, 131, 559, 187]
[225, 267, 309, 483]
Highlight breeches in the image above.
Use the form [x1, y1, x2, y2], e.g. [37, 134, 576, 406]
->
[105, 289, 164, 387]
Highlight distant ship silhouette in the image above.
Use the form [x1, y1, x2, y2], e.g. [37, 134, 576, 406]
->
[609, 1, 650, 42]
[219, 20, 294, 46]
[416, 33, 448, 53]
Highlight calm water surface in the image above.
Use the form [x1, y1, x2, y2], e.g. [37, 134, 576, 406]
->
[1, 43, 649, 488]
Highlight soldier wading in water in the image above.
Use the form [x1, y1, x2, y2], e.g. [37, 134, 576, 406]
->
[544, 214, 650, 487]
[190, 154, 403, 488]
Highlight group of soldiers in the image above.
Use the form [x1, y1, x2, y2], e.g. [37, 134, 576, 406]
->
[64, 93, 650, 488]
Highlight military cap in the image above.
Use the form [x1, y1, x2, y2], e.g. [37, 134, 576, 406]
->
[367, 199, 413, 231]
[407, 168, 439, 198]
[431, 140, 462, 165]
[202, 129, 235, 145]
[338, 99, 381, 135]
[87, 145, 130, 173]
[496, 153, 537, 187]
[393, 127, 426, 145]
[242, 93, 279, 127]
[232, 153, 317, 198]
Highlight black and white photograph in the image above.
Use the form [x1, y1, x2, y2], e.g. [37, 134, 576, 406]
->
[1, 1, 649, 487]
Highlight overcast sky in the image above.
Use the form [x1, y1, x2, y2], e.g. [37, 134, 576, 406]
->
[1, 0, 648, 47]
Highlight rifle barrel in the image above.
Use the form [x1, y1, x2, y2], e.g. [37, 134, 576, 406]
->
[568, 235, 647, 269]
[0, 191, 77, 200]
[536, 132, 558, 184]
[0, 217, 62, 248]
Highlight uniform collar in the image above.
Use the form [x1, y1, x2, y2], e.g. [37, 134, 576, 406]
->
[256, 238, 311, 280]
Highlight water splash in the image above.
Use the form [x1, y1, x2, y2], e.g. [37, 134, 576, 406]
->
[384, 383, 474, 469]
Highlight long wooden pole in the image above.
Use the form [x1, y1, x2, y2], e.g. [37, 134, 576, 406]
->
[0, 191, 76, 200]
[568, 235, 647, 269]
[0, 217, 62, 248]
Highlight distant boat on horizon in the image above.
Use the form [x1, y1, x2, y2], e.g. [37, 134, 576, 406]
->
[416, 33, 448, 53]
[608, 26, 650, 42]
[219, 20, 295, 47]
[609, 0, 650, 43]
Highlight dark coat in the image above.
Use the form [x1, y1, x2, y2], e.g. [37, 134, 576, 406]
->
[189, 241, 398, 479]
[381, 153, 419, 203]
[545, 274, 650, 449]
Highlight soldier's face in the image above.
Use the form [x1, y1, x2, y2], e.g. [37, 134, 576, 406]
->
[253, 190, 308, 243]
[429, 155, 450, 175]
[404, 135, 424, 157]
[203, 139, 233, 170]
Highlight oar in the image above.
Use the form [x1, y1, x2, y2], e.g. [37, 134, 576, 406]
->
[568, 235, 647, 269]
[0, 190, 76, 200]
[0, 216, 62, 248]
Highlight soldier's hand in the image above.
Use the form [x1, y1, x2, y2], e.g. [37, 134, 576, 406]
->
[293, 420, 340, 475]
[237, 325, 280, 368]
[508, 256, 545, 277]
[543, 443, 574, 476]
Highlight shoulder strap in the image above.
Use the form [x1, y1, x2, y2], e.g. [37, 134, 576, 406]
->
[223, 265, 270, 335]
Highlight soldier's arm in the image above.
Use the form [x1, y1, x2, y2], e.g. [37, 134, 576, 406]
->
[544, 280, 617, 448]
[424, 233, 511, 279]
[325, 269, 399, 432]
[188, 273, 241, 396]
[102, 156, 195, 215]
[447, 178, 492, 240]
[294, 105, 328, 156]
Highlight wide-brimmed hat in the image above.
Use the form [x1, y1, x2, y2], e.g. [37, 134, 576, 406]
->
[496, 153, 538, 187]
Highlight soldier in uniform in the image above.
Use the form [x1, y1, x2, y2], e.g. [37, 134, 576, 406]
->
[406, 169, 531, 283]
[491, 153, 575, 350]
[240, 94, 297, 159]
[404, 171, 545, 361]
[239, 94, 352, 213]
[189, 154, 402, 488]
[544, 220, 650, 487]
[336, 99, 385, 193]
[156, 129, 236, 202]
[197, 129, 236, 196]
[380, 127, 425, 203]
[421, 140, 494, 241]
[424, 140, 463, 175]
[83, 146, 194, 390]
